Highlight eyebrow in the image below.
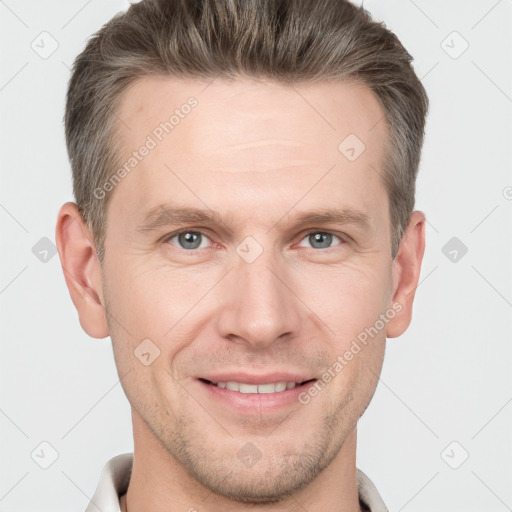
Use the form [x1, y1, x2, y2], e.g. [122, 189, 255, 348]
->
[136, 205, 371, 234]
[137, 206, 226, 233]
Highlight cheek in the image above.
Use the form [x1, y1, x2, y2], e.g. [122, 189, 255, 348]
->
[104, 260, 195, 338]
[104, 263, 202, 387]
[297, 257, 392, 339]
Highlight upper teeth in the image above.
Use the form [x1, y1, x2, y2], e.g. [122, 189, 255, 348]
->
[214, 381, 298, 393]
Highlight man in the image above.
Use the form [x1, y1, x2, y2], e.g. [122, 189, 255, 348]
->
[55, 0, 428, 510]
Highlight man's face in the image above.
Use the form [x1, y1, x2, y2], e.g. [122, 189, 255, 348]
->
[102, 77, 395, 501]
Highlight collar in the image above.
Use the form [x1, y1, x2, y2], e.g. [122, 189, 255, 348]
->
[85, 453, 388, 512]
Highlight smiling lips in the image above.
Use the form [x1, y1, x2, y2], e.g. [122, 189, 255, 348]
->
[197, 373, 318, 414]
[198, 373, 317, 395]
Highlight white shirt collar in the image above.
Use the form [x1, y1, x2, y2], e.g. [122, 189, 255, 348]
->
[85, 453, 389, 512]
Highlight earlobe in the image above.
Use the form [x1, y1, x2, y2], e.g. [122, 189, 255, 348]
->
[386, 210, 426, 339]
[55, 202, 109, 339]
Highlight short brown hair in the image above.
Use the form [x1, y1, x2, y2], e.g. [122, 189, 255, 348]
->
[64, 0, 429, 263]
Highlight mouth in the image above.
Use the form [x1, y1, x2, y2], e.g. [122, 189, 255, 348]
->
[195, 372, 319, 414]
[198, 378, 317, 394]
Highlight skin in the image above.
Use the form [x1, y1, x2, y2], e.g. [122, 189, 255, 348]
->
[55, 76, 425, 512]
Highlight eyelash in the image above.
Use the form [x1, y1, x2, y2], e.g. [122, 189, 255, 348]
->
[162, 229, 346, 252]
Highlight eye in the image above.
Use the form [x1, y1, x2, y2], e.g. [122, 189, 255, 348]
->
[297, 231, 344, 250]
[166, 230, 211, 250]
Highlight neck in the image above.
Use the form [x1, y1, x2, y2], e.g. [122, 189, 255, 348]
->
[121, 410, 363, 512]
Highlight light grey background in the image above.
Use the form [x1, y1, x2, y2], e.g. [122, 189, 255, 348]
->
[1, 0, 511, 510]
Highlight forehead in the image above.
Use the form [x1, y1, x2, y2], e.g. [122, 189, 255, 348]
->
[116, 75, 386, 158]
[109, 76, 389, 228]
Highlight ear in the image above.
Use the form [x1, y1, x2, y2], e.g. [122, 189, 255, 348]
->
[386, 210, 426, 338]
[55, 202, 109, 339]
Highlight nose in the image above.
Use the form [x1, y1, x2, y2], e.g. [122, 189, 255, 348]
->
[216, 247, 302, 349]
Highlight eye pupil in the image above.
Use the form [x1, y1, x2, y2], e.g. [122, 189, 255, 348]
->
[178, 232, 202, 249]
[309, 232, 332, 249]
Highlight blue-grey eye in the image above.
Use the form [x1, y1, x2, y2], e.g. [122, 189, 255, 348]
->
[298, 232, 342, 249]
[310, 232, 332, 249]
[169, 231, 208, 250]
